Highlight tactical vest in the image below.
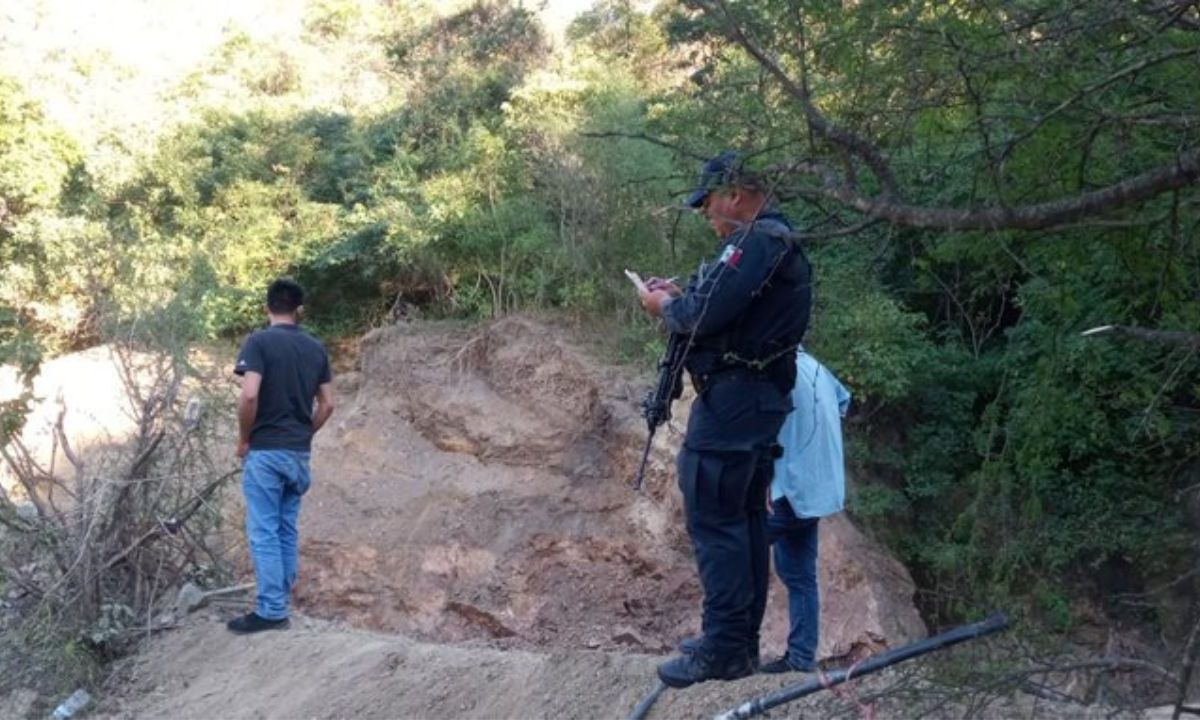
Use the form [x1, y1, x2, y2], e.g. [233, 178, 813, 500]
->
[685, 215, 813, 392]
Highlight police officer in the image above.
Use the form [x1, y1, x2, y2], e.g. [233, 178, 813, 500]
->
[639, 151, 812, 687]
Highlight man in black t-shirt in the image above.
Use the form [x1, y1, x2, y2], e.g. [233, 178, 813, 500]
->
[228, 278, 335, 635]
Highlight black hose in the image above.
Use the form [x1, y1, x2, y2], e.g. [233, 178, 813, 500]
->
[713, 613, 1012, 720]
[628, 680, 667, 720]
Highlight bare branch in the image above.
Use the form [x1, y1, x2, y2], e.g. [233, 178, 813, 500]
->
[0, 440, 56, 524]
[699, 0, 899, 198]
[127, 430, 165, 480]
[53, 399, 85, 483]
[1174, 603, 1200, 720]
[1080, 323, 1200, 349]
[102, 469, 237, 571]
[1147, 0, 1200, 32]
[1000, 47, 1200, 160]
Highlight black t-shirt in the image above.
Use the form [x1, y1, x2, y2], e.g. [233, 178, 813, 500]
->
[234, 323, 332, 451]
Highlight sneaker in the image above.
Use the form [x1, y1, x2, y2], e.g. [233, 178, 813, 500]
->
[657, 649, 754, 689]
[226, 612, 290, 635]
[758, 654, 814, 674]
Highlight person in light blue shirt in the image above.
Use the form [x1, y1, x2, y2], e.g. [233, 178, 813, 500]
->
[760, 350, 851, 673]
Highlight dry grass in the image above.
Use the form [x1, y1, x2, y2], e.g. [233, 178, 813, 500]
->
[0, 338, 238, 697]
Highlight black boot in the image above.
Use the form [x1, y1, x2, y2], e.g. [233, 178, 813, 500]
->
[678, 634, 703, 654]
[226, 612, 290, 635]
[657, 648, 754, 688]
[679, 635, 759, 671]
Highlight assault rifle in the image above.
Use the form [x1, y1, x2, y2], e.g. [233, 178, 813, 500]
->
[632, 332, 687, 490]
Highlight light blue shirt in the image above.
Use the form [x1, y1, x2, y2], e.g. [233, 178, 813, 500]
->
[771, 351, 851, 518]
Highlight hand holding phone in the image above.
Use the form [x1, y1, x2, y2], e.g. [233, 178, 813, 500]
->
[624, 269, 647, 293]
[645, 276, 680, 294]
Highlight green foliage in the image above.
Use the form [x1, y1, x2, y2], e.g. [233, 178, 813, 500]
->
[0, 305, 41, 446]
[0, 76, 81, 217]
[568, 0, 672, 79]
[651, 0, 1200, 625]
[0, 78, 96, 349]
[304, 0, 365, 39]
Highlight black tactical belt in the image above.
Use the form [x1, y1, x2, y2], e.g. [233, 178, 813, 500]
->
[691, 366, 773, 393]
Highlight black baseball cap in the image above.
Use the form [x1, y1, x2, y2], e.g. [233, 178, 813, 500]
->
[685, 150, 743, 208]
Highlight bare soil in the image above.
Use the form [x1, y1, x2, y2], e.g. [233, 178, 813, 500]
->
[99, 612, 1129, 720]
[290, 316, 715, 655]
[100, 613, 767, 719]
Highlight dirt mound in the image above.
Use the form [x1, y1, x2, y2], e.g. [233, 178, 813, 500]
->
[392, 317, 614, 468]
[98, 613, 855, 720]
[294, 315, 925, 660]
[100, 613, 1110, 720]
[102, 613, 659, 720]
[295, 316, 701, 653]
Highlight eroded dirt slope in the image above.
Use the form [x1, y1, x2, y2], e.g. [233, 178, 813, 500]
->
[296, 317, 710, 653]
[292, 316, 926, 660]
[11, 315, 1134, 720]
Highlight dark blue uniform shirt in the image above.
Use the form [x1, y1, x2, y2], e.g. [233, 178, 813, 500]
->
[662, 211, 812, 387]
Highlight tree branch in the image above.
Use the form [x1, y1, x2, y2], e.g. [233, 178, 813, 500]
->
[1147, 0, 1200, 32]
[102, 469, 237, 571]
[1174, 603, 1200, 720]
[1000, 47, 1200, 160]
[691, 1, 1200, 231]
[1080, 323, 1200, 349]
[772, 146, 1200, 230]
[700, 0, 899, 198]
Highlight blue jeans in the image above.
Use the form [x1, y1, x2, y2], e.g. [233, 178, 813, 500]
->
[767, 497, 820, 669]
[242, 449, 311, 620]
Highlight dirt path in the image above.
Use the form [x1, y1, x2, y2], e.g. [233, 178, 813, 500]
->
[104, 613, 666, 719]
[97, 612, 892, 720]
[102, 611, 1116, 720]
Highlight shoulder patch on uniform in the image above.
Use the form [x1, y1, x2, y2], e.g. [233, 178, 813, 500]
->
[718, 245, 744, 269]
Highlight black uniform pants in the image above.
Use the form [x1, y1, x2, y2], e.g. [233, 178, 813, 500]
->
[677, 376, 790, 658]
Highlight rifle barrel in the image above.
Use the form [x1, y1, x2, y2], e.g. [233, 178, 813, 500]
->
[632, 427, 656, 490]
